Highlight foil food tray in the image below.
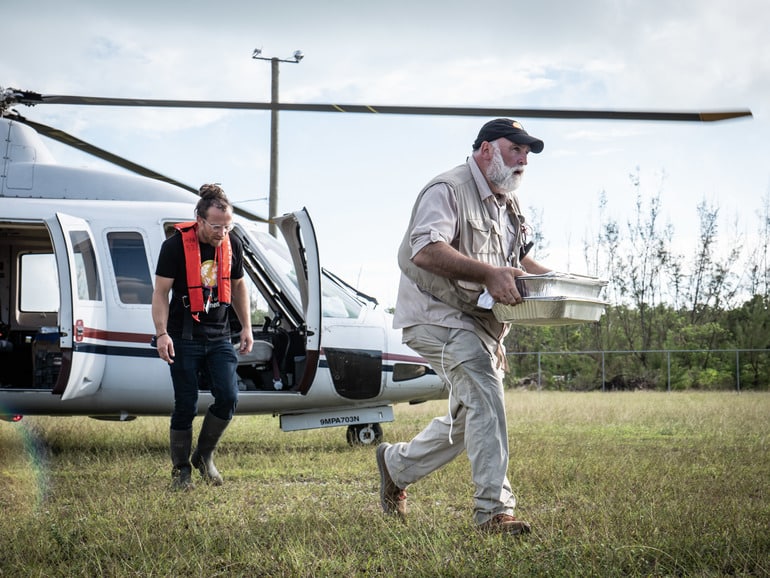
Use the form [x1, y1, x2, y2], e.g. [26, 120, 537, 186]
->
[493, 296, 608, 326]
[515, 273, 607, 299]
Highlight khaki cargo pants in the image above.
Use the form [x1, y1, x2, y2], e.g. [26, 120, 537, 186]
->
[383, 324, 517, 525]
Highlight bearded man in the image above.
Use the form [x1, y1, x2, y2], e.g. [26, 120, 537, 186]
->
[376, 119, 551, 535]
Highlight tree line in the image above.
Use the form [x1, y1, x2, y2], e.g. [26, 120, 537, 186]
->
[506, 169, 770, 391]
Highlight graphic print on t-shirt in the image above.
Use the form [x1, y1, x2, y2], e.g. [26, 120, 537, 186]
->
[201, 259, 218, 301]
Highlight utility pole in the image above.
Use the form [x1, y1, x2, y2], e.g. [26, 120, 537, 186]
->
[252, 48, 304, 236]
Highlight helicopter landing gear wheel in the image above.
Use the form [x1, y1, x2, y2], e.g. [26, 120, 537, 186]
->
[346, 423, 383, 446]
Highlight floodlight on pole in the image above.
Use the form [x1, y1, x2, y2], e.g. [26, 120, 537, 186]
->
[251, 47, 304, 236]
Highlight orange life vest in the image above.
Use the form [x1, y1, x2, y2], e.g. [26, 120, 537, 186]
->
[173, 222, 232, 317]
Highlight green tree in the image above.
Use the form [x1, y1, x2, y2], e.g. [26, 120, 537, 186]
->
[743, 191, 770, 297]
[686, 200, 742, 324]
[606, 170, 675, 363]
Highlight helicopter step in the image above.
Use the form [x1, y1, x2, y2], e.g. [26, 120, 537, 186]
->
[280, 405, 393, 437]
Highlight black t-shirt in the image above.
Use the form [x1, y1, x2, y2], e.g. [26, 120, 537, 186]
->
[155, 231, 245, 340]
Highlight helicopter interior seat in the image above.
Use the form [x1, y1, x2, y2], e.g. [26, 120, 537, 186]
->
[237, 338, 273, 365]
[232, 325, 299, 391]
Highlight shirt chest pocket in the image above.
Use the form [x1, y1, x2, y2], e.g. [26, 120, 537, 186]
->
[467, 218, 502, 255]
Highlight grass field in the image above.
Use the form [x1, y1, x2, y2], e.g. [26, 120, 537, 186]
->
[1, 391, 768, 577]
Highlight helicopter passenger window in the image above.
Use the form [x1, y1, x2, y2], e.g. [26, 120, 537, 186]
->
[107, 232, 153, 304]
[69, 230, 102, 301]
[19, 253, 59, 312]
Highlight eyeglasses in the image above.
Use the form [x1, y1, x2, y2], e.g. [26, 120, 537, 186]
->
[200, 217, 234, 233]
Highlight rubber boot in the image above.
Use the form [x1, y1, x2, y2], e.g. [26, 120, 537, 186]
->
[191, 410, 230, 485]
[170, 428, 194, 491]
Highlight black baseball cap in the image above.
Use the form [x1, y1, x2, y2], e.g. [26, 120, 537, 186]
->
[472, 118, 544, 153]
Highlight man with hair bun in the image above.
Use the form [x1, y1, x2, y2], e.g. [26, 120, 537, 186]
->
[152, 183, 253, 490]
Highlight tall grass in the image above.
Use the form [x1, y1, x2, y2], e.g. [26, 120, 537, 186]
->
[1, 391, 768, 576]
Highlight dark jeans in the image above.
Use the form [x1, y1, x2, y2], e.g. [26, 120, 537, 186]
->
[168, 338, 239, 430]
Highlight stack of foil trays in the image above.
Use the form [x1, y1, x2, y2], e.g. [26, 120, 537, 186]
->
[492, 273, 608, 325]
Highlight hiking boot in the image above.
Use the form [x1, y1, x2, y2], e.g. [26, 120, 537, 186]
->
[376, 443, 407, 518]
[479, 514, 531, 535]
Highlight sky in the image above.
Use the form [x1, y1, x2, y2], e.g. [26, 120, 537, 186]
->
[5, 0, 769, 308]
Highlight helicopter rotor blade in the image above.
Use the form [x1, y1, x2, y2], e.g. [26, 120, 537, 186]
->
[3, 86, 751, 227]
[6, 112, 270, 224]
[7, 112, 200, 193]
[231, 204, 269, 223]
[11, 89, 753, 122]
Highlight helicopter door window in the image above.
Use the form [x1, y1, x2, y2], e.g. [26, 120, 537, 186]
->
[107, 232, 153, 305]
[69, 230, 102, 301]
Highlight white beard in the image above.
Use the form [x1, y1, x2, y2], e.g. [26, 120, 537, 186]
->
[486, 143, 523, 192]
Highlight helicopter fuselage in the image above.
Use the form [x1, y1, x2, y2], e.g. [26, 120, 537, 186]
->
[0, 117, 444, 442]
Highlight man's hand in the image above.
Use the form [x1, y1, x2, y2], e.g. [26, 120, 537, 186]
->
[485, 266, 527, 306]
[238, 327, 254, 354]
[156, 333, 175, 364]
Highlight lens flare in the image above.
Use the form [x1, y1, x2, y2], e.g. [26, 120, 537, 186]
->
[0, 408, 51, 512]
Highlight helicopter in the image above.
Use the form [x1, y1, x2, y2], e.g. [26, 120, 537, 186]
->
[0, 87, 752, 444]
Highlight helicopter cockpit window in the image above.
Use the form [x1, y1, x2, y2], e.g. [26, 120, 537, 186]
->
[69, 230, 102, 302]
[107, 232, 153, 304]
[250, 229, 363, 319]
[321, 275, 364, 319]
[251, 230, 302, 305]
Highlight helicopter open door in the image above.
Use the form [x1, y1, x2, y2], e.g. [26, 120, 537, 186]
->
[272, 209, 321, 394]
[45, 213, 107, 400]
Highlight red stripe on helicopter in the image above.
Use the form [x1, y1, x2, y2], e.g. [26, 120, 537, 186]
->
[75, 326, 152, 343]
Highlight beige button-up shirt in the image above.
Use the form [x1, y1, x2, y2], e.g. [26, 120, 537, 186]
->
[393, 156, 520, 333]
